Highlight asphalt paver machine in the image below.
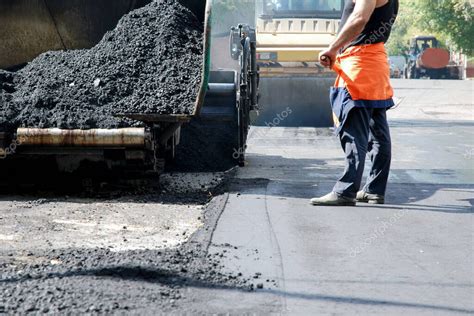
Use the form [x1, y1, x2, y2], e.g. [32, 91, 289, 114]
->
[0, 0, 259, 186]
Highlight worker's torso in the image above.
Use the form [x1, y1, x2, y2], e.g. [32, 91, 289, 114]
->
[339, 0, 399, 51]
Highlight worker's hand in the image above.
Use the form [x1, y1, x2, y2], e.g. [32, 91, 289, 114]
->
[319, 48, 337, 68]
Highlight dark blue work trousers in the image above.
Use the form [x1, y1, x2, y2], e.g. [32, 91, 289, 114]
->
[333, 107, 392, 199]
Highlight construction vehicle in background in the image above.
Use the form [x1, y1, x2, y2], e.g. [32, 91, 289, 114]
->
[0, 0, 258, 187]
[254, 0, 343, 127]
[405, 36, 463, 80]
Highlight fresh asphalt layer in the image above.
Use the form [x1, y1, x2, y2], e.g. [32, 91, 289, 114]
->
[184, 79, 474, 314]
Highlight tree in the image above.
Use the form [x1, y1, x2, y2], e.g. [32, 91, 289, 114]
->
[385, 0, 418, 56]
[415, 0, 473, 55]
[386, 0, 473, 56]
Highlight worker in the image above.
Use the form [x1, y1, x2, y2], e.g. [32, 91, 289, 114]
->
[311, 0, 399, 206]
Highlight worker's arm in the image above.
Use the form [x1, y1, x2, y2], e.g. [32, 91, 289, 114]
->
[319, 0, 377, 68]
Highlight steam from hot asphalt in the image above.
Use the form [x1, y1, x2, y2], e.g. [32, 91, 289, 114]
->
[0, 0, 202, 132]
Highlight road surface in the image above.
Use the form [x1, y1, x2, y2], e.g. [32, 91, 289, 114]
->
[185, 79, 474, 315]
[1, 79, 472, 314]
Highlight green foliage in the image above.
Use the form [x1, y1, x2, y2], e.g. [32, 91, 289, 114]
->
[386, 0, 473, 56]
[385, 0, 416, 56]
[416, 0, 473, 55]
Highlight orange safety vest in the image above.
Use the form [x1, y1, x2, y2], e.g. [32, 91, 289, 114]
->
[329, 43, 394, 132]
[332, 42, 393, 101]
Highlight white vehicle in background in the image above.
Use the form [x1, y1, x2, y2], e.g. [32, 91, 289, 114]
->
[390, 62, 401, 78]
[389, 55, 406, 78]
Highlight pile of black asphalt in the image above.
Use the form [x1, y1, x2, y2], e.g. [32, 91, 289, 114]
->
[0, 0, 203, 132]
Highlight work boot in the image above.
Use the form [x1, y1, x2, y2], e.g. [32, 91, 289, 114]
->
[356, 191, 385, 204]
[310, 192, 356, 206]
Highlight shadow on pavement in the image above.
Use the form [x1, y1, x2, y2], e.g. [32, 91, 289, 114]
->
[231, 179, 473, 214]
[0, 265, 240, 291]
[3, 263, 471, 314]
[254, 288, 474, 314]
[231, 154, 474, 214]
